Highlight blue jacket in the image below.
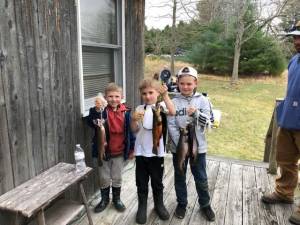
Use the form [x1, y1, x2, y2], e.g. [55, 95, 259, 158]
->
[86, 105, 135, 160]
[277, 54, 300, 130]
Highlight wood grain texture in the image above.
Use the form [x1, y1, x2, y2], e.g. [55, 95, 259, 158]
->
[75, 157, 299, 225]
[0, 163, 92, 217]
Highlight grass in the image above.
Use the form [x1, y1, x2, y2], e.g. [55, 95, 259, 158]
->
[145, 57, 287, 161]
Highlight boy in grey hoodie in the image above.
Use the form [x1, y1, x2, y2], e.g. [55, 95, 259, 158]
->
[168, 66, 215, 221]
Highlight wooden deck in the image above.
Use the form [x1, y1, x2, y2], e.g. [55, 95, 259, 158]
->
[75, 155, 297, 225]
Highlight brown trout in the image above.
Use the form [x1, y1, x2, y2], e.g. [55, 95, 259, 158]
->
[187, 122, 198, 165]
[176, 128, 189, 175]
[152, 103, 163, 155]
[94, 119, 106, 166]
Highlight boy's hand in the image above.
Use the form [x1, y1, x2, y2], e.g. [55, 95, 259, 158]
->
[187, 106, 197, 116]
[95, 119, 105, 127]
[132, 111, 144, 122]
[128, 151, 135, 160]
[157, 84, 168, 97]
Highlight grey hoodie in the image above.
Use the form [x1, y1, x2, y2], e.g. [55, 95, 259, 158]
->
[167, 92, 211, 154]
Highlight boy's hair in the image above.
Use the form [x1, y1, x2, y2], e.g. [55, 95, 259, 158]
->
[139, 78, 160, 92]
[105, 83, 123, 95]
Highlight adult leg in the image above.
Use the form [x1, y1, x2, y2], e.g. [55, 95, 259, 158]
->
[262, 128, 300, 204]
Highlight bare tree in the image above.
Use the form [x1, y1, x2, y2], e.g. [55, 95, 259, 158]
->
[231, 0, 288, 84]
[146, 0, 194, 76]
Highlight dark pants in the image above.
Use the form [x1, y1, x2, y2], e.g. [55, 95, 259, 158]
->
[172, 153, 210, 208]
[135, 156, 164, 195]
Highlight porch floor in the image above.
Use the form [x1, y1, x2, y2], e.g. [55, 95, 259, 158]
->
[76, 155, 297, 225]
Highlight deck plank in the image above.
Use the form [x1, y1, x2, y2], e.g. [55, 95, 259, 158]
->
[255, 167, 279, 225]
[224, 164, 243, 225]
[267, 173, 294, 225]
[74, 156, 299, 225]
[243, 166, 260, 225]
[150, 164, 193, 225]
[209, 162, 231, 225]
[188, 160, 220, 225]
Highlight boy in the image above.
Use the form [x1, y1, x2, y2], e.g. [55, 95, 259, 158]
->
[167, 66, 215, 221]
[87, 83, 135, 213]
[131, 78, 176, 224]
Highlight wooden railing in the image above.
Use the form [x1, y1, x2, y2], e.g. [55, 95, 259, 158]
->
[263, 98, 283, 174]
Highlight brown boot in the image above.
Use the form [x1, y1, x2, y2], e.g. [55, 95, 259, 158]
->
[261, 192, 293, 204]
[289, 211, 300, 225]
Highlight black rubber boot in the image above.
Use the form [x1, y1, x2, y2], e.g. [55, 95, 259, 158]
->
[94, 186, 110, 213]
[136, 192, 148, 224]
[201, 205, 215, 221]
[112, 186, 126, 212]
[153, 190, 170, 220]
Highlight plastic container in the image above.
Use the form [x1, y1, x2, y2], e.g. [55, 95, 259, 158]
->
[74, 144, 86, 172]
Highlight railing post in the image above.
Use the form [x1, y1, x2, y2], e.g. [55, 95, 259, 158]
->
[267, 98, 283, 174]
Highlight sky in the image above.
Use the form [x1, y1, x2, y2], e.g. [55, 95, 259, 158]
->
[145, 0, 196, 30]
[145, 0, 281, 30]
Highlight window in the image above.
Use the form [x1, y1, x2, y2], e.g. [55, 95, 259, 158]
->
[77, 0, 125, 116]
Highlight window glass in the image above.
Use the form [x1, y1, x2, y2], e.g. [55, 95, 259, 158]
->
[82, 47, 113, 98]
[80, 0, 116, 44]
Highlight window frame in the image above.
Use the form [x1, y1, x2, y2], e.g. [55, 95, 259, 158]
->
[76, 0, 126, 116]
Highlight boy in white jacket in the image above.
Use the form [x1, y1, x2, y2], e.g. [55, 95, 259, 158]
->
[168, 66, 215, 221]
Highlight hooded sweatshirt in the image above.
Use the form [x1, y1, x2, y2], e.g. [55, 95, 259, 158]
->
[167, 92, 211, 154]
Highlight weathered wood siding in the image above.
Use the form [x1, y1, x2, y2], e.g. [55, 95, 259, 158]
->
[0, 0, 144, 204]
[0, 0, 93, 199]
[125, 0, 145, 108]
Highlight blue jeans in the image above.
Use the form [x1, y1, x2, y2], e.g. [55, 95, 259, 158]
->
[172, 153, 210, 208]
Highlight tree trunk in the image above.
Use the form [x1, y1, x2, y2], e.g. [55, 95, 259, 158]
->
[231, 34, 242, 84]
[231, 0, 246, 85]
[170, 0, 177, 76]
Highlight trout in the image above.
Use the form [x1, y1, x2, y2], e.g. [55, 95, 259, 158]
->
[187, 122, 198, 165]
[176, 128, 189, 175]
[94, 119, 106, 167]
[152, 103, 163, 155]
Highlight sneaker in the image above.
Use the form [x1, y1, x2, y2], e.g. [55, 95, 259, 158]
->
[261, 192, 294, 204]
[289, 211, 300, 225]
[174, 204, 186, 219]
[201, 205, 215, 221]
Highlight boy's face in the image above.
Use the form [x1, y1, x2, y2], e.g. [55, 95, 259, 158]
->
[141, 87, 160, 105]
[105, 91, 122, 109]
[178, 75, 197, 96]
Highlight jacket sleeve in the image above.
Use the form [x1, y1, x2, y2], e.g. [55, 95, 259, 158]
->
[193, 97, 211, 127]
[86, 108, 96, 128]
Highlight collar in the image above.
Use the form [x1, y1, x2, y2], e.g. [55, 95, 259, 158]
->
[107, 104, 127, 112]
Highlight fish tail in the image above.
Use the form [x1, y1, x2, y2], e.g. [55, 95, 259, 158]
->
[152, 146, 158, 155]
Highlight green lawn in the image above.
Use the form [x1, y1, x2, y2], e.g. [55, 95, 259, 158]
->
[198, 75, 287, 161]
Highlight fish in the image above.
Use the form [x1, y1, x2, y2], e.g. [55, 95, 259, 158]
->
[176, 128, 189, 175]
[187, 122, 198, 165]
[94, 119, 106, 167]
[152, 103, 163, 155]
